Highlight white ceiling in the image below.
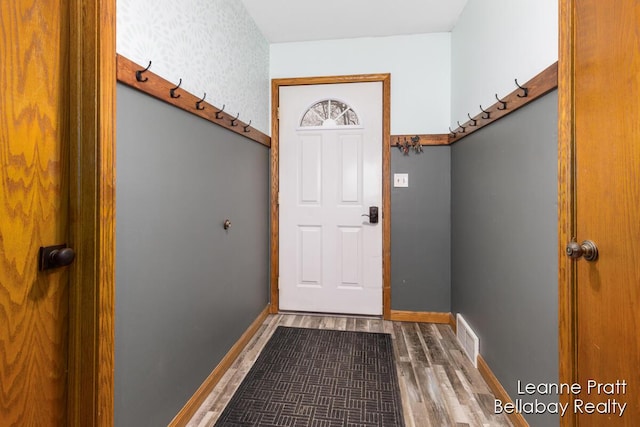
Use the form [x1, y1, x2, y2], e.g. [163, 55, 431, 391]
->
[240, 0, 469, 43]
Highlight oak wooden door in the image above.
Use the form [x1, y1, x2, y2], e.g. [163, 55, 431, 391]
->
[1, 1, 71, 424]
[562, 0, 640, 425]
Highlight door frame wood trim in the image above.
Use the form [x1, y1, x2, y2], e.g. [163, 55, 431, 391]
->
[558, 0, 576, 426]
[67, 0, 116, 425]
[270, 74, 392, 319]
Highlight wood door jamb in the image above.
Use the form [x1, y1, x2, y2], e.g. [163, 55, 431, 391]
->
[558, 1, 577, 426]
[67, 0, 116, 425]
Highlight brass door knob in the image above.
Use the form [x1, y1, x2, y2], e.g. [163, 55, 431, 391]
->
[566, 240, 598, 261]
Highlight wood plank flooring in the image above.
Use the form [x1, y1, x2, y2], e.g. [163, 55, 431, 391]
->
[186, 314, 513, 427]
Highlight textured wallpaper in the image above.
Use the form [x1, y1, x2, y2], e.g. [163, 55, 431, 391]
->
[117, 0, 270, 133]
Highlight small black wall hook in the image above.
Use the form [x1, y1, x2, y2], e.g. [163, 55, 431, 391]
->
[215, 105, 225, 119]
[467, 113, 477, 126]
[135, 61, 152, 82]
[495, 94, 507, 110]
[449, 127, 457, 137]
[196, 93, 206, 110]
[480, 105, 491, 119]
[515, 79, 529, 98]
[243, 120, 252, 132]
[169, 78, 182, 98]
[457, 121, 466, 133]
[411, 135, 423, 153]
[230, 113, 240, 126]
[401, 137, 410, 155]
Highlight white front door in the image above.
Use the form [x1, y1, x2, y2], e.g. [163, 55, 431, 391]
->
[279, 82, 383, 315]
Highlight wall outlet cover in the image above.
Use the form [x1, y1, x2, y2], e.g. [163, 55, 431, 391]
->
[394, 173, 409, 187]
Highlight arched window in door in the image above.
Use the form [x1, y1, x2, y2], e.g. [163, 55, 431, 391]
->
[300, 99, 360, 127]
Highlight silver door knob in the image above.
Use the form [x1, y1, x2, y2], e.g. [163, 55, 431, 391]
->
[565, 240, 598, 261]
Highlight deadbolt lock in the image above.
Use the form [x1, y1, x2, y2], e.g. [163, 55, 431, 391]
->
[566, 239, 599, 262]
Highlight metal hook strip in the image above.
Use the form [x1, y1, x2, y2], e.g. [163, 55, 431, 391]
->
[196, 93, 206, 110]
[457, 121, 466, 133]
[135, 61, 152, 82]
[480, 105, 491, 120]
[495, 94, 507, 110]
[215, 104, 225, 119]
[449, 127, 457, 137]
[230, 113, 240, 126]
[515, 79, 529, 98]
[243, 120, 252, 132]
[467, 113, 477, 126]
[169, 78, 182, 99]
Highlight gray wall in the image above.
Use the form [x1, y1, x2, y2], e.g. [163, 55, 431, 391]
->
[391, 147, 451, 312]
[451, 90, 558, 426]
[115, 84, 269, 427]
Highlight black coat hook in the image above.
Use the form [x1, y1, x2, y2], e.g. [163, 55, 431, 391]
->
[411, 135, 423, 153]
[169, 78, 182, 99]
[495, 94, 507, 110]
[480, 105, 491, 120]
[243, 120, 252, 132]
[401, 137, 410, 155]
[457, 121, 466, 133]
[230, 113, 240, 126]
[467, 113, 477, 126]
[449, 127, 457, 138]
[135, 61, 152, 82]
[196, 93, 206, 110]
[515, 79, 529, 98]
[215, 105, 225, 119]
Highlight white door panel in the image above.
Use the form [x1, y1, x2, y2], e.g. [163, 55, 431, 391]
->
[279, 82, 382, 315]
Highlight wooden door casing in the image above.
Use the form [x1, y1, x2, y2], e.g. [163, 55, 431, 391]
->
[559, 0, 640, 425]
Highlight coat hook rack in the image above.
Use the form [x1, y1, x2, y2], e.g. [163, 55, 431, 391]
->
[169, 78, 182, 99]
[515, 79, 529, 98]
[243, 120, 252, 133]
[135, 61, 152, 82]
[230, 113, 240, 126]
[495, 94, 507, 110]
[480, 105, 491, 120]
[457, 121, 466, 133]
[215, 105, 225, 119]
[467, 113, 477, 126]
[195, 93, 206, 110]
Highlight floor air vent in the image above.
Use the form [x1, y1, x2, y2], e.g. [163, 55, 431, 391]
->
[456, 314, 479, 368]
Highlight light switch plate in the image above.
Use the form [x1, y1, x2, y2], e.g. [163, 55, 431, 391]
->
[394, 173, 408, 188]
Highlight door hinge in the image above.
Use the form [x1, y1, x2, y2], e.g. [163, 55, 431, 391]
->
[277, 107, 280, 120]
[277, 191, 280, 205]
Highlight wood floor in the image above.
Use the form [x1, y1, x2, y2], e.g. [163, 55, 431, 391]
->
[186, 314, 513, 427]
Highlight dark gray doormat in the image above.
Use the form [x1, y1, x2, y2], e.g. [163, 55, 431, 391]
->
[215, 326, 405, 427]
